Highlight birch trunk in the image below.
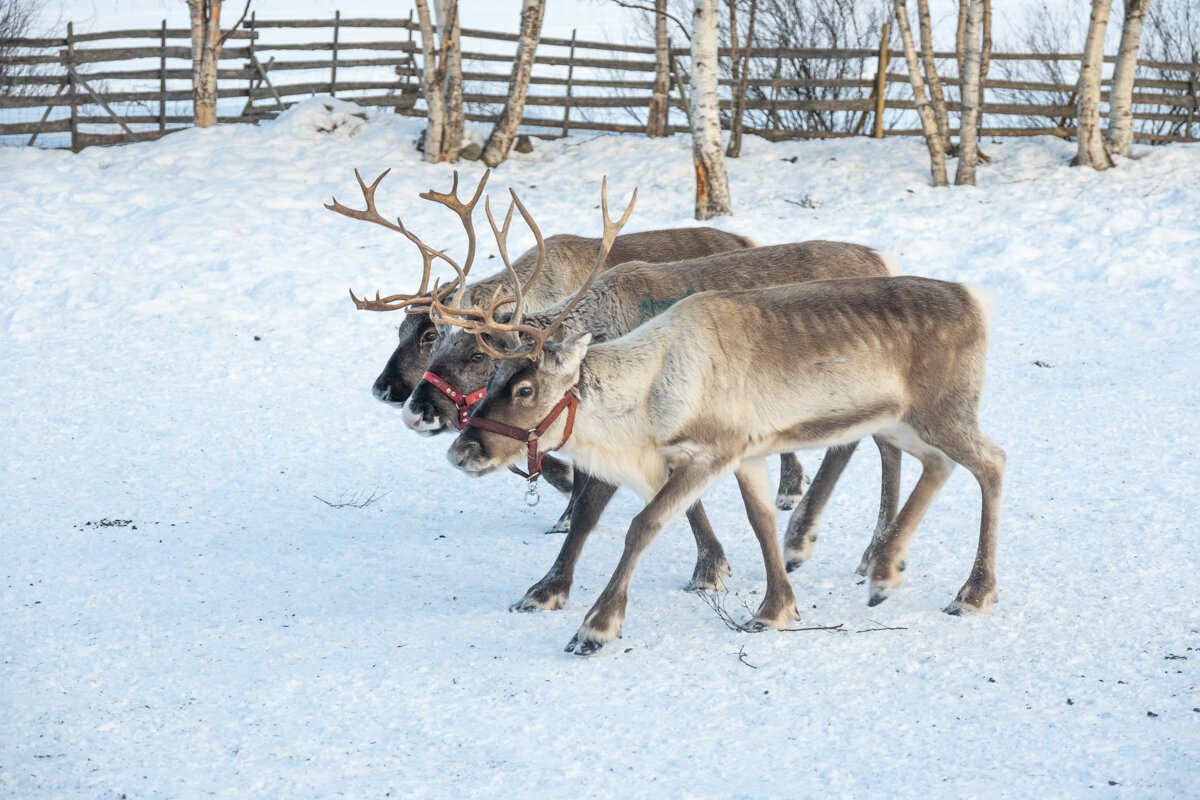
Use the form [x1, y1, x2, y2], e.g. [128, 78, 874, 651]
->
[916, 0, 950, 152]
[646, 0, 670, 137]
[955, 0, 983, 185]
[186, 0, 222, 128]
[482, 0, 546, 167]
[1106, 0, 1149, 158]
[414, 0, 445, 162]
[725, 0, 757, 158]
[438, 0, 463, 161]
[895, 0, 948, 186]
[1076, 0, 1115, 169]
[690, 0, 732, 219]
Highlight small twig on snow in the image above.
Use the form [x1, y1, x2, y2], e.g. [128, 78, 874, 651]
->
[695, 590, 844, 634]
[313, 488, 391, 509]
[855, 618, 908, 633]
[734, 644, 758, 669]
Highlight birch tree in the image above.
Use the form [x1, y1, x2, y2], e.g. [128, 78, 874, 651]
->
[895, 0, 948, 185]
[916, 0, 951, 152]
[690, 0, 732, 219]
[1106, 0, 1151, 157]
[725, 0, 757, 158]
[1076, 0, 1115, 169]
[438, 0, 464, 162]
[482, 0, 546, 167]
[414, 0, 463, 162]
[955, 0, 984, 185]
[185, 0, 250, 128]
[646, 0, 670, 137]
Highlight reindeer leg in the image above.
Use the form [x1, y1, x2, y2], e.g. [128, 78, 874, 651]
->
[734, 457, 801, 630]
[856, 437, 904, 575]
[543, 463, 587, 535]
[922, 426, 1005, 615]
[538, 454, 574, 494]
[512, 475, 619, 612]
[566, 456, 729, 655]
[683, 500, 732, 592]
[866, 441, 955, 607]
[783, 442, 858, 570]
[775, 452, 811, 510]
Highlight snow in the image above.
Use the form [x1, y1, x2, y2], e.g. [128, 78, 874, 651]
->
[2, 98, 1199, 798]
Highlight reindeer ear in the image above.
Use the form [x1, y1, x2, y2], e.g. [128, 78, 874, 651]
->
[542, 332, 591, 376]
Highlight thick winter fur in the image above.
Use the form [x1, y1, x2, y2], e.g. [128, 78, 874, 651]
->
[414, 242, 902, 611]
[450, 277, 1004, 655]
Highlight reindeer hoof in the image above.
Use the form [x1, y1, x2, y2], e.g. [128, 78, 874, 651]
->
[867, 585, 892, 607]
[775, 493, 799, 511]
[543, 520, 570, 535]
[511, 582, 568, 612]
[685, 556, 731, 592]
[565, 632, 607, 656]
[944, 584, 997, 615]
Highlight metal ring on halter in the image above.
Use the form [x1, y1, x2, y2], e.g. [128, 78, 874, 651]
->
[524, 482, 540, 506]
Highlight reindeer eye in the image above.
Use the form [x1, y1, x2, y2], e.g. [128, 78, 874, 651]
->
[516, 386, 534, 398]
[422, 330, 438, 343]
[470, 352, 486, 363]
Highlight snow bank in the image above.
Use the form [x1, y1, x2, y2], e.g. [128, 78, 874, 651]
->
[1, 106, 1198, 799]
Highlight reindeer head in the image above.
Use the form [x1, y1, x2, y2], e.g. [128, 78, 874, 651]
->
[441, 178, 636, 478]
[325, 168, 490, 406]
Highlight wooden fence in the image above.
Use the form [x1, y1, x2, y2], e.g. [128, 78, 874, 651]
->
[2, 14, 1197, 149]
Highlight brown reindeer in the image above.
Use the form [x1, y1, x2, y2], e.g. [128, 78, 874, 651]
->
[412, 193, 902, 612]
[445, 186, 1005, 655]
[325, 168, 770, 502]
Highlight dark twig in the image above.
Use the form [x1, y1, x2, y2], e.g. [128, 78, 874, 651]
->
[734, 644, 758, 669]
[608, 0, 691, 42]
[855, 618, 908, 633]
[695, 590, 844, 634]
[313, 488, 391, 509]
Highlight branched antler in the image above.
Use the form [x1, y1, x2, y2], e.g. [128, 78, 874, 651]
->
[443, 177, 637, 362]
[326, 168, 490, 312]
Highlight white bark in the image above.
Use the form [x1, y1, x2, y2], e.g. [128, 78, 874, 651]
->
[895, 0, 947, 186]
[916, 0, 950, 151]
[482, 0, 546, 167]
[955, 0, 983, 185]
[436, 1, 463, 162]
[690, 0, 732, 219]
[1076, 0, 1115, 169]
[414, 0, 445, 162]
[186, 0, 222, 128]
[646, 0, 670, 137]
[1106, 0, 1149, 158]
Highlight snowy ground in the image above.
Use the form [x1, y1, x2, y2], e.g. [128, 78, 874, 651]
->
[2, 100, 1198, 798]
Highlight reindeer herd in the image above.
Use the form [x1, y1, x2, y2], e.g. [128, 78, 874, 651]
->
[327, 169, 1005, 656]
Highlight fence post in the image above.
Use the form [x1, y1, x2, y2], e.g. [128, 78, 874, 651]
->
[872, 21, 889, 139]
[561, 28, 576, 137]
[246, 11, 256, 114]
[331, 10, 340, 96]
[159, 19, 167, 133]
[66, 21, 78, 151]
[1188, 50, 1198, 140]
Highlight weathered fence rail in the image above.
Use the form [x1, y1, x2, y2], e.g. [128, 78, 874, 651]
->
[2, 14, 1197, 149]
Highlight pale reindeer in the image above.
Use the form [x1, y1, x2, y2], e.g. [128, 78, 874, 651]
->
[414, 195, 903, 612]
[445, 185, 1005, 655]
[325, 168, 781, 505]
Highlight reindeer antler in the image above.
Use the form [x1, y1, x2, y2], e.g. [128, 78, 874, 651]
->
[433, 177, 636, 362]
[326, 168, 490, 312]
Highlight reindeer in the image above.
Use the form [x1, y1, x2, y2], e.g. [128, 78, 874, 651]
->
[445, 185, 1005, 655]
[413, 195, 902, 612]
[325, 168, 764, 499]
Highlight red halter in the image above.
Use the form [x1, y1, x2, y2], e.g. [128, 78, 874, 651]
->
[465, 385, 579, 484]
[421, 371, 488, 429]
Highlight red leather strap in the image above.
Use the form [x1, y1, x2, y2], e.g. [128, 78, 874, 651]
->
[466, 386, 579, 482]
[421, 371, 488, 429]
